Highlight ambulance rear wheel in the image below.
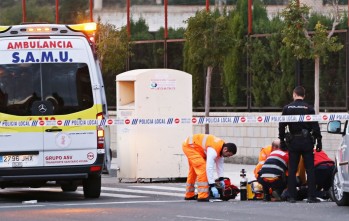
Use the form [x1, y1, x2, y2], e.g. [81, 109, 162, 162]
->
[83, 175, 101, 198]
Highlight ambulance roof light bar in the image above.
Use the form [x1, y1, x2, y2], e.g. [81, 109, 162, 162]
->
[0, 22, 96, 34]
[67, 22, 96, 32]
[67, 22, 97, 53]
[0, 26, 10, 32]
[27, 27, 51, 32]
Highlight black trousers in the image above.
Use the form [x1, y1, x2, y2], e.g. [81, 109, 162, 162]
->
[315, 165, 334, 191]
[257, 176, 286, 195]
[288, 136, 316, 198]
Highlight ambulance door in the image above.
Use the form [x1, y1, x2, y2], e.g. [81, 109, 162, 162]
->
[40, 37, 99, 167]
[0, 37, 44, 168]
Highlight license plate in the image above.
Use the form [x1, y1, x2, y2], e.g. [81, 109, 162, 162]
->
[0, 155, 38, 167]
[12, 162, 23, 168]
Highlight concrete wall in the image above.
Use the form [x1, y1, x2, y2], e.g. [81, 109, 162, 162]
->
[109, 111, 343, 164]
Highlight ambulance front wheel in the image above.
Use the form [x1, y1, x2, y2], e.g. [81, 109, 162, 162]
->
[83, 175, 101, 198]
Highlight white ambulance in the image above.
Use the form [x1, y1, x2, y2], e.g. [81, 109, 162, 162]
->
[0, 22, 111, 198]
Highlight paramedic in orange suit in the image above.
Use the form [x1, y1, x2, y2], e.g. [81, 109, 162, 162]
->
[254, 140, 306, 185]
[254, 139, 280, 179]
[182, 134, 237, 202]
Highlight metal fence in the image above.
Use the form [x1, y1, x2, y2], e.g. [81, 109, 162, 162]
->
[4, 1, 347, 111]
[124, 30, 347, 112]
[95, 0, 349, 111]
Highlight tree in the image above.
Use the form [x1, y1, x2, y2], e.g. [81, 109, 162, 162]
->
[222, 11, 245, 106]
[129, 18, 160, 69]
[223, 0, 272, 108]
[281, 0, 343, 113]
[249, 38, 272, 107]
[60, 0, 89, 24]
[248, 13, 296, 108]
[95, 19, 130, 106]
[0, 0, 90, 25]
[95, 20, 129, 74]
[185, 10, 234, 133]
[0, 0, 54, 25]
[266, 30, 296, 106]
[130, 18, 154, 41]
[0, 0, 20, 8]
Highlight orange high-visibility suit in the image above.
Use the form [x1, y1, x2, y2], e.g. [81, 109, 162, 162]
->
[182, 134, 225, 200]
[254, 145, 305, 183]
[254, 145, 273, 179]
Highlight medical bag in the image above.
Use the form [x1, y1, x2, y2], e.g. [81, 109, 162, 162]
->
[215, 177, 240, 201]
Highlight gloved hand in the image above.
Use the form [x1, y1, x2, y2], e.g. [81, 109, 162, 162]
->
[316, 140, 322, 152]
[218, 177, 225, 188]
[220, 180, 225, 189]
[280, 140, 287, 151]
[211, 187, 220, 199]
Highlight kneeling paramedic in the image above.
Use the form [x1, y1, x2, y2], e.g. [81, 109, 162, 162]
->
[182, 134, 237, 202]
[257, 148, 289, 201]
[254, 139, 280, 179]
[314, 149, 334, 198]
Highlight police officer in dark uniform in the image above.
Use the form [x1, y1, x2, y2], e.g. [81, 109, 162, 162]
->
[279, 86, 322, 203]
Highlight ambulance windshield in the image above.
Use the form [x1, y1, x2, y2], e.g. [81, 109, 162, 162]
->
[0, 63, 93, 116]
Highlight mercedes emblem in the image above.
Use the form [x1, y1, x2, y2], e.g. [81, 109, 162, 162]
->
[38, 104, 47, 113]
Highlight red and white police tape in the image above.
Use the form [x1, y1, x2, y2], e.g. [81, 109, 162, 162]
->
[0, 113, 347, 127]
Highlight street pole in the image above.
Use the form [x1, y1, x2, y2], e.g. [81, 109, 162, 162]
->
[248, 0, 252, 35]
[55, 0, 59, 24]
[22, 0, 26, 23]
[164, 0, 168, 68]
[90, 0, 94, 22]
[126, 0, 131, 71]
